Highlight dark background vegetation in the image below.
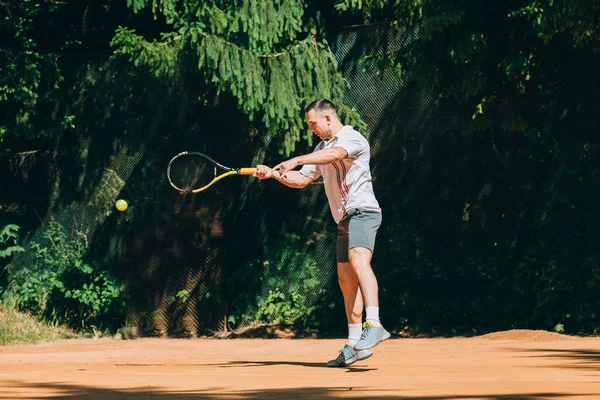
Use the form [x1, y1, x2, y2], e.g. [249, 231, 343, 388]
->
[1, 0, 599, 336]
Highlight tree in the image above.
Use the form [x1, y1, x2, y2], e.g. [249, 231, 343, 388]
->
[335, 0, 600, 132]
[0, 0, 67, 151]
[0, 0, 139, 154]
[110, 0, 365, 154]
[335, 0, 600, 333]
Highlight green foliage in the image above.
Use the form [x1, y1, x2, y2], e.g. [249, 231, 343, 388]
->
[510, 0, 600, 45]
[253, 260, 322, 326]
[175, 289, 190, 303]
[227, 234, 325, 328]
[0, 1, 74, 150]
[111, 0, 357, 154]
[331, 0, 600, 335]
[6, 222, 127, 331]
[0, 224, 24, 259]
[338, 0, 600, 135]
[5, 0, 600, 338]
[255, 288, 299, 324]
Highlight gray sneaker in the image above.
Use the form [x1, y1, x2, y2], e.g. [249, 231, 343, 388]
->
[327, 343, 373, 367]
[353, 321, 391, 351]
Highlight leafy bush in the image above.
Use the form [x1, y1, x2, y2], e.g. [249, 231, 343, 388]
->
[6, 221, 127, 332]
[0, 224, 25, 297]
[228, 234, 327, 329]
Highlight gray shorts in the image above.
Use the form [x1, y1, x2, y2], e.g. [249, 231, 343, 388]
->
[336, 208, 382, 263]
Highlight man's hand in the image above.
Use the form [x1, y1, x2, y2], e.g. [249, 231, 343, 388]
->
[273, 158, 299, 177]
[253, 165, 275, 180]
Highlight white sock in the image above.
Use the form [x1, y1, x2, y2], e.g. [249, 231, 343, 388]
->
[365, 306, 380, 326]
[347, 323, 362, 346]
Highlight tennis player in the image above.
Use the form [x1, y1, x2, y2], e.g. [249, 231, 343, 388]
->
[254, 99, 390, 367]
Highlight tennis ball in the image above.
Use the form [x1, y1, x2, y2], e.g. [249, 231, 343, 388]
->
[115, 199, 128, 211]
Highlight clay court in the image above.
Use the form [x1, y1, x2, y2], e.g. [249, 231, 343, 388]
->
[1, 330, 599, 399]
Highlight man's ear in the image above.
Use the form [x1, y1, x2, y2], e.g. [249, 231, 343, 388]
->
[325, 114, 332, 124]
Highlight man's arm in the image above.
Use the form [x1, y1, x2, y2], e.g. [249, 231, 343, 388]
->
[272, 170, 314, 188]
[275, 147, 348, 177]
[253, 165, 314, 188]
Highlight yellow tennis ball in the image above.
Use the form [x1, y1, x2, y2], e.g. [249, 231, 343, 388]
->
[115, 199, 128, 211]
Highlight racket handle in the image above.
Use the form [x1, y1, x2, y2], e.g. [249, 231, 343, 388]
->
[238, 168, 256, 175]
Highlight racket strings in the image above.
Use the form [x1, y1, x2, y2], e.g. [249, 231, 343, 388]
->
[168, 155, 215, 191]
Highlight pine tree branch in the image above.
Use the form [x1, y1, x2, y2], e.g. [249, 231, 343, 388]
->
[167, 30, 317, 58]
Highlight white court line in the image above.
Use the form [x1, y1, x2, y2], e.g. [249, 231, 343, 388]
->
[0, 371, 47, 377]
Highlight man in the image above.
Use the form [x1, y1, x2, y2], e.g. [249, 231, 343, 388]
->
[253, 99, 390, 367]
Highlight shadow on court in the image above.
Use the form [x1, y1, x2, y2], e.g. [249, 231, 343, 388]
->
[505, 348, 600, 370]
[212, 360, 376, 372]
[1, 381, 597, 400]
[111, 361, 374, 371]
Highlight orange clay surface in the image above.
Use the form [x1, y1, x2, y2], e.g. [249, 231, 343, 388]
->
[1, 330, 599, 399]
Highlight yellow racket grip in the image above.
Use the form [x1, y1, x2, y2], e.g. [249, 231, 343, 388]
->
[238, 168, 256, 175]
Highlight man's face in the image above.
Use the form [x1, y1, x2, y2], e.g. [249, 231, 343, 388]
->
[305, 109, 332, 140]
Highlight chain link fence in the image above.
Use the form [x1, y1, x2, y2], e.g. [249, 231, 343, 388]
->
[2, 24, 600, 335]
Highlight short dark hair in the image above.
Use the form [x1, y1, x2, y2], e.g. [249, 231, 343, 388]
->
[305, 99, 337, 114]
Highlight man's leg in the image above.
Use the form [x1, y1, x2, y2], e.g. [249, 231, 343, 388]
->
[348, 247, 378, 309]
[337, 261, 363, 326]
[342, 210, 389, 351]
[348, 248, 389, 351]
[348, 247, 382, 327]
[327, 261, 373, 367]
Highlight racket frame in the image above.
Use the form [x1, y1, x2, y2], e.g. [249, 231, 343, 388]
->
[167, 151, 255, 194]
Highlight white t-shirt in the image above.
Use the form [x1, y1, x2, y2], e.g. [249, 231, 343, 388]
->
[299, 125, 381, 223]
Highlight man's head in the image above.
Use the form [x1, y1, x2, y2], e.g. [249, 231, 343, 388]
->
[305, 99, 343, 140]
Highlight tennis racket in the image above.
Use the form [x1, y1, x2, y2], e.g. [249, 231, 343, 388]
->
[167, 151, 256, 193]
